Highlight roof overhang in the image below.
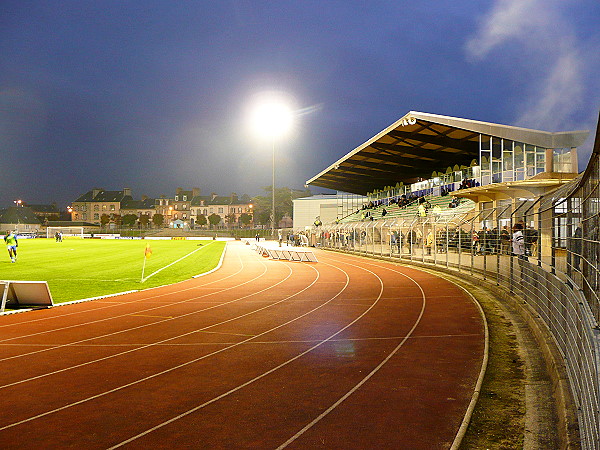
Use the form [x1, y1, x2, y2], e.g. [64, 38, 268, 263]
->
[306, 111, 589, 195]
[451, 172, 581, 202]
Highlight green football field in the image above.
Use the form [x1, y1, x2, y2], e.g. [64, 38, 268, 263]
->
[1, 238, 226, 304]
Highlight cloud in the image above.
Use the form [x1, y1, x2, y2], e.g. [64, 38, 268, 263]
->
[465, 0, 586, 130]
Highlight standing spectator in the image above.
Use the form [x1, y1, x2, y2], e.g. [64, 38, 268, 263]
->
[425, 230, 434, 255]
[512, 223, 527, 260]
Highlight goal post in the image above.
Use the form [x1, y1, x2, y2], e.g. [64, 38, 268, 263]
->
[46, 226, 85, 239]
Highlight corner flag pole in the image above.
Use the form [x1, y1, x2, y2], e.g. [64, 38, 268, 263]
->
[141, 243, 152, 282]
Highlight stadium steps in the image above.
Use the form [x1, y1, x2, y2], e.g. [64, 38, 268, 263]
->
[338, 195, 475, 224]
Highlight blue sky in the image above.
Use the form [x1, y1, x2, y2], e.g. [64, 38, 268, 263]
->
[1, 0, 599, 208]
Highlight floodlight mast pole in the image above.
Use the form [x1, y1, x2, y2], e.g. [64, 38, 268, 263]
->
[272, 139, 276, 239]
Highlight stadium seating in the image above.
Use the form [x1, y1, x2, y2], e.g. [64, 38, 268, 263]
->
[339, 195, 475, 224]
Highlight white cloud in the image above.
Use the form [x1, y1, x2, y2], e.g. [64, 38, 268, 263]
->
[465, 0, 586, 130]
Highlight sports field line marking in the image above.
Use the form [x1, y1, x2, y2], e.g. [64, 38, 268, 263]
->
[0, 256, 323, 392]
[0, 245, 241, 344]
[141, 243, 212, 283]
[0, 243, 231, 331]
[129, 314, 174, 319]
[0, 261, 324, 432]
[0, 254, 259, 362]
[0, 333, 482, 348]
[322, 254, 488, 450]
[108, 260, 372, 448]
[196, 330, 256, 337]
[275, 257, 426, 449]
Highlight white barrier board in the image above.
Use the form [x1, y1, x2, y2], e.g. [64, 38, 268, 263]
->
[1, 281, 54, 312]
[252, 242, 318, 263]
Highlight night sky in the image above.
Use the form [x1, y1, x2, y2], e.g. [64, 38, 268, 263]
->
[1, 0, 599, 209]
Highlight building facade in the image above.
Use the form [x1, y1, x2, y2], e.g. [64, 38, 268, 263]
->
[71, 188, 134, 226]
[71, 187, 254, 229]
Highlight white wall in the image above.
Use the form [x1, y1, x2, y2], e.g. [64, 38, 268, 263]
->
[293, 196, 339, 229]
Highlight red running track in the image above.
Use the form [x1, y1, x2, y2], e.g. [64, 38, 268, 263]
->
[0, 241, 485, 449]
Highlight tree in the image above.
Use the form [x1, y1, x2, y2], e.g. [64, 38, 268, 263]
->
[225, 212, 237, 228]
[251, 186, 312, 226]
[152, 214, 164, 228]
[139, 214, 150, 228]
[122, 214, 138, 227]
[100, 214, 110, 228]
[208, 214, 221, 229]
[239, 213, 252, 228]
[195, 214, 207, 228]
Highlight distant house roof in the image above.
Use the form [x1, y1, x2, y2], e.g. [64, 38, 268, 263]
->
[0, 207, 42, 225]
[121, 198, 156, 210]
[191, 194, 251, 206]
[28, 204, 59, 214]
[74, 189, 132, 203]
[175, 190, 196, 198]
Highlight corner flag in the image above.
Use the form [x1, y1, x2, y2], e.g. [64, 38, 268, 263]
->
[144, 243, 152, 258]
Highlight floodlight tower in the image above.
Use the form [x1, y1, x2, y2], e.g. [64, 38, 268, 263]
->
[249, 93, 294, 238]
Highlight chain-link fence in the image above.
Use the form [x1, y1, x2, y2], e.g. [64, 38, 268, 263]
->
[308, 118, 600, 448]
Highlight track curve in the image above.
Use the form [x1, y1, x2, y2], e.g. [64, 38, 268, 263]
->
[0, 242, 485, 449]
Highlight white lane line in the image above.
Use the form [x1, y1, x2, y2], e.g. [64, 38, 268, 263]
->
[0, 333, 481, 348]
[108, 261, 350, 449]
[0, 251, 253, 354]
[276, 257, 427, 449]
[0, 258, 286, 387]
[0, 243, 230, 330]
[0, 261, 324, 433]
[325, 255, 488, 450]
[141, 243, 210, 283]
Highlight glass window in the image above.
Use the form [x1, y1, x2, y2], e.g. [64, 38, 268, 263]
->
[110, 204, 115, 211]
[94, 213, 99, 220]
[536, 146, 546, 173]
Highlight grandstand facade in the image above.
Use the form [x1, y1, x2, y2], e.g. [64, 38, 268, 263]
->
[305, 111, 599, 449]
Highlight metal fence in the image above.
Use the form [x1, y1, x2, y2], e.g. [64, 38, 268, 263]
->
[307, 118, 600, 448]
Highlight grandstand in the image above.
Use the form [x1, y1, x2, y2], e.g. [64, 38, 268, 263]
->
[304, 111, 600, 449]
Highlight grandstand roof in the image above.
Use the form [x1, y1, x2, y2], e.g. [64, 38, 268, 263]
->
[306, 111, 589, 195]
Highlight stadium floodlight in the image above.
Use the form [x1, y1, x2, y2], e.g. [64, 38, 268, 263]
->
[247, 91, 295, 238]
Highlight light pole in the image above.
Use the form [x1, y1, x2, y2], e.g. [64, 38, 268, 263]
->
[248, 92, 294, 239]
[271, 139, 276, 238]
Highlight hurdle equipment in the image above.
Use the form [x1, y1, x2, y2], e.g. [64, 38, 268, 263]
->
[253, 242, 318, 262]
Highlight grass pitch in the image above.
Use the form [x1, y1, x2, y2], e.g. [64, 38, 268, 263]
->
[1, 238, 226, 304]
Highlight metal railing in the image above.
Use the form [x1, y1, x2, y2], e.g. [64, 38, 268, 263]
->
[308, 116, 600, 449]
